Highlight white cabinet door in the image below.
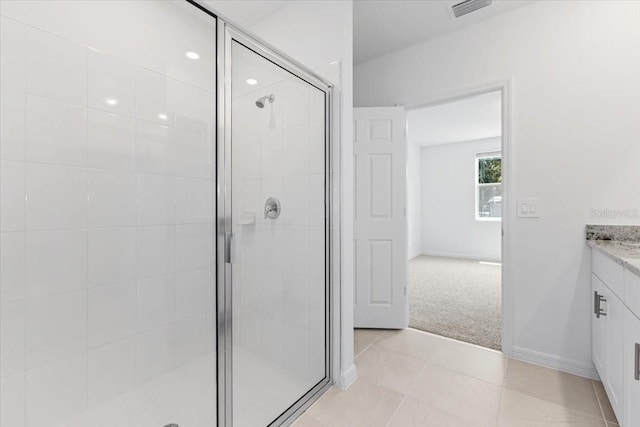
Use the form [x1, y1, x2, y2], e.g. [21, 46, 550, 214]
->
[624, 308, 640, 427]
[606, 291, 625, 421]
[593, 274, 608, 377]
[354, 107, 408, 328]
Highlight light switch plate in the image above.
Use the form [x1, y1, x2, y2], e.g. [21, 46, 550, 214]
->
[518, 198, 540, 218]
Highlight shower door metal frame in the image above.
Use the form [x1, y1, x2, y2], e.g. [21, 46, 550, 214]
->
[216, 18, 334, 427]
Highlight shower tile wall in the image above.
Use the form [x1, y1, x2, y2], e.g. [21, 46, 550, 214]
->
[0, 2, 216, 426]
[232, 70, 326, 392]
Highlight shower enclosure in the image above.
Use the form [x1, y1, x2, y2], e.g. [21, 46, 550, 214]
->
[0, 1, 333, 426]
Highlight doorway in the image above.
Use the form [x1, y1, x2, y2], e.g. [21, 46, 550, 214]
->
[406, 90, 504, 350]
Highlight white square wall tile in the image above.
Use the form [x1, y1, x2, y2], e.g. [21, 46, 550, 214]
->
[88, 282, 136, 348]
[88, 169, 137, 227]
[88, 49, 135, 116]
[87, 109, 135, 171]
[26, 353, 87, 427]
[308, 174, 325, 226]
[26, 95, 87, 166]
[136, 173, 176, 226]
[283, 78, 309, 128]
[175, 268, 206, 319]
[0, 232, 25, 304]
[176, 177, 213, 224]
[88, 337, 135, 407]
[176, 223, 207, 272]
[175, 313, 207, 367]
[282, 175, 309, 225]
[309, 122, 325, 175]
[1, 372, 25, 427]
[283, 274, 310, 328]
[173, 128, 210, 178]
[283, 125, 310, 176]
[135, 324, 175, 385]
[26, 229, 87, 299]
[0, 302, 25, 377]
[308, 86, 325, 124]
[26, 163, 87, 230]
[309, 226, 325, 281]
[281, 226, 309, 277]
[136, 225, 176, 279]
[88, 227, 136, 287]
[260, 269, 283, 320]
[0, 161, 25, 231]
[232, 133, 260, 180]
[258, 129, 284, 179]
[0, 89, 26, 161]
[137, 275, 175, 332]
[283, 323, 309, 380]
[25, 290, 87, 369]
[136, 120, 173, 175]
[0, 16, 26, 92]
[309, 278, 326, 332]
[135, 68, 174, 125]
[173, 79, 214, 133]
[26, 27, 86, 105]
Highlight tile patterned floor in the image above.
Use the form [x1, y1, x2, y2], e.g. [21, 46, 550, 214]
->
[294, 328, 619, 427]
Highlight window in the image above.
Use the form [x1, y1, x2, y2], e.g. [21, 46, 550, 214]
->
[476, 152, 502, 220]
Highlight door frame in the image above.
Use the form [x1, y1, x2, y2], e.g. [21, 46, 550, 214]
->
[405, 81, 513, 355]
[215, 16, 335, 427]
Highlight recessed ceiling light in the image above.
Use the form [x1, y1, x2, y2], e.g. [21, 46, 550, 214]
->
[185, 51, 200, 60]
[105, 98, 118, 106]
[246, 78, 258, 85]
[158, 113, 168, 120]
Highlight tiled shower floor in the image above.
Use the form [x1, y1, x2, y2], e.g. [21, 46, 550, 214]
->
[294, 328, 618, 427]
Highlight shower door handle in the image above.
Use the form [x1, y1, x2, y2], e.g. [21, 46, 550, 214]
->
[225, 232, 233, 264]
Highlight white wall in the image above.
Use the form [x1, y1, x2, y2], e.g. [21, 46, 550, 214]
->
[419, 138, 501, 262]
[355, 0, 640, 377]
[245, 1, 356, 388]
[407, 139, 422, 259]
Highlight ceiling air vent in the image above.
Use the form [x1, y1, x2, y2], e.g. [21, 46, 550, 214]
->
[449, 0, 493, 18]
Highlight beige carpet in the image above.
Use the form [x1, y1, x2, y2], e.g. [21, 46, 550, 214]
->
[408, 255, 502, 350]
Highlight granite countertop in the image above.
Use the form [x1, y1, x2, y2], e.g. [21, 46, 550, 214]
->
[586, 225, 640, 277]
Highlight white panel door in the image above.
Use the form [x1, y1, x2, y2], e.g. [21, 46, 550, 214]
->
[354, 107, 408, 328]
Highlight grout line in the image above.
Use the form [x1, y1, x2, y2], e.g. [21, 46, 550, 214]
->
[353, 329, 387, 359]
[84, 44, 90, 410]
[384, 355, 430, 427]
[591, 380, 608, 423]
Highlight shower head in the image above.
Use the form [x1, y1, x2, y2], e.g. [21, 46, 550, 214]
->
[256, 94, 275, 108]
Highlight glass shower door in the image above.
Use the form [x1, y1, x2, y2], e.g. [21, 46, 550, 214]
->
[221, 32, 331, 426]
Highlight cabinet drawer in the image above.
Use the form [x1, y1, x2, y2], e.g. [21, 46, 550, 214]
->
[593, 249, 625, 299]
[625, 269, 640, 319]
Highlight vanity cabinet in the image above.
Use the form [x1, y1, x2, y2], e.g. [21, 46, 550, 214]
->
[624, 309, 640, 427]
[592, 272, 624, 418]
[591, 249, 640, 427]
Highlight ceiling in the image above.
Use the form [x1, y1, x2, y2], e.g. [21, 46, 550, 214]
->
[205, 1, 289, 27]
[354, 0, 532, 65]
[407, 91, 501, 147]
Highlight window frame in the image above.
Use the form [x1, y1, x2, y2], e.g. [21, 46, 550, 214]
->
[475, 151, 502, 222]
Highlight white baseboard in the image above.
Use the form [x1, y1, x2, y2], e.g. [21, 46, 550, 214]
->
[334, 364, 357, 390]
[420, 250, 501, 263]
[512, 346, 600, 380]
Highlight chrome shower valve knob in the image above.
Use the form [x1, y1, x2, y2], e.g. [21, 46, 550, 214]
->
[264, 197, 281, 219]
